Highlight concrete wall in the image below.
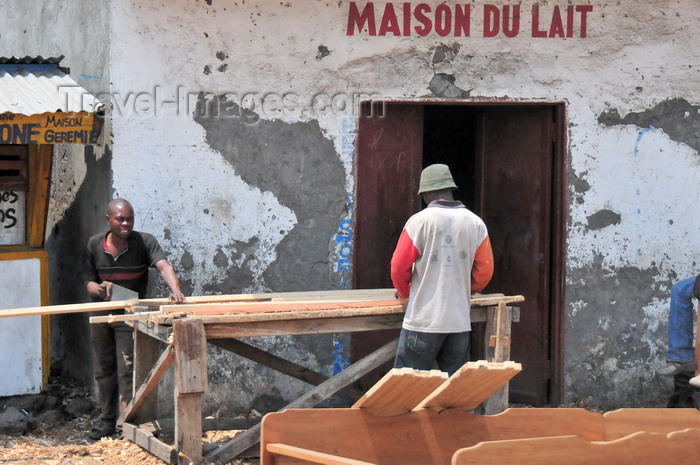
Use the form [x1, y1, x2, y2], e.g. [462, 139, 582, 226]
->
[1, 0, 698, 413]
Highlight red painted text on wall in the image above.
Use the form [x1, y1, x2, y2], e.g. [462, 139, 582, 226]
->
[346, 3, 594, 38]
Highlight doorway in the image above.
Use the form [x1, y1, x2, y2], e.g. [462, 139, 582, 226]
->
[352, 101, 566, 406]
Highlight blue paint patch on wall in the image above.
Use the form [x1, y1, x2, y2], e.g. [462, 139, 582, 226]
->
[332, 338, 349, 375]
[334, 193, 354, 288]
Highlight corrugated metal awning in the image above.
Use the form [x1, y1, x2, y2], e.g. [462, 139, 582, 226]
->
[0, 56, 102, 116]
[0, 56, 103, 144]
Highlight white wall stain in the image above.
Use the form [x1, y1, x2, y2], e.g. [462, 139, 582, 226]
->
[111, 113, 297, 294]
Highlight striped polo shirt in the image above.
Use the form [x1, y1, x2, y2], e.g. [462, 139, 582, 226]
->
[85, 230, 168, 300]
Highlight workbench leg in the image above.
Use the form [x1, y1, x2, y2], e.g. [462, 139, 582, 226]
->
[173, 319, 208, 465]
[133, 329, 159, 423]
[176, 392, 204, 465]
[483, 302, 513, 415]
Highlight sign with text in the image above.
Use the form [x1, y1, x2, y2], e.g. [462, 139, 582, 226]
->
[0, 112, 101, 145]
[347, 2, 594, 38]
[0, 191, 26, 245]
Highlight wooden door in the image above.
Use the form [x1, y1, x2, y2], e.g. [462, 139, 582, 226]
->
[351, 102, 423, 388]
[353, 102, 424, 290]
[475, 105, 559, 405]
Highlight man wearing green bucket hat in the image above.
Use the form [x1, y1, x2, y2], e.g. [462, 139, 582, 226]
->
[390, 163, 494, 375]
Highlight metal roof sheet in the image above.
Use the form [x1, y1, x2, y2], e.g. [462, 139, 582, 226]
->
[0, 61, 101, 116]
[0, 55, 65, 65]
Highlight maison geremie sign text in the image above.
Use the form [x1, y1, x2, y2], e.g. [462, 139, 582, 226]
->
[347, 2, 593, 38]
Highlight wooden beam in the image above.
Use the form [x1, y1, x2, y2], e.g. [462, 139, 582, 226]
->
[210, 338, 365, 401]
[173, 319, 207, 465]
[483, 303, 514, 414]
[122, 422, 179, 464]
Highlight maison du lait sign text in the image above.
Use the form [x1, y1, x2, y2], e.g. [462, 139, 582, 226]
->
[347, 2, 594, 38]
[0, 112, 100, 144]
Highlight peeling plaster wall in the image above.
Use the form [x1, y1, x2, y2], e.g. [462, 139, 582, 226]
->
[104, 0, 699, 411]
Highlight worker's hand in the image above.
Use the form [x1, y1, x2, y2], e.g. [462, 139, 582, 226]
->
[169, 290, 186, 304]
[87, 281, 108, 300]
[694, 275, 700, 300]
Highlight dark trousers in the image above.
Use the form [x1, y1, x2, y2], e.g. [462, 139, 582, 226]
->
[90, 320, 134, 424]
[394, 328, 470, 376]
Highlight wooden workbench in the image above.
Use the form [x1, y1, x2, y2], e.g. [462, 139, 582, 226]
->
[90, 289, 523, 464]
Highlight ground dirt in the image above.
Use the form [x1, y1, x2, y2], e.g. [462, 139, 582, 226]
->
[0, 380, 260, 465]
[0, 417, 261, 465]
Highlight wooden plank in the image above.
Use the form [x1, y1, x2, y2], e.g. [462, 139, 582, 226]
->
[140, 288, 399, 306]
[267, 443, 377, 465]
[451, 429, 700, 465]
[91, 305, 515, 328]
[160, 299, 407, 315]
[259, 407, 606, 465]
[352, 368, 448, 416]
[159, 294, 523, 316]
[210, 338, 364, 401]
[603, 408, 700, 440]
[205, 339, 399, 463]
[0, 298, 138, 319]
[122, 422, 179, 464]
[414, 361, 521, 412]
[124, 344, 174, 422]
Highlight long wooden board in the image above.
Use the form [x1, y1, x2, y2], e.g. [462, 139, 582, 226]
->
[0, 298, 138, 319]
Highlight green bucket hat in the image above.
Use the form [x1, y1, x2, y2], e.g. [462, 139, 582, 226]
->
[418, 164, 458, 194]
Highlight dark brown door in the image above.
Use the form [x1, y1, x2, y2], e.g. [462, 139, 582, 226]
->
[351, 103, 423, 388]
[475, 106, 558, 406]
[353, 103, 424, 290]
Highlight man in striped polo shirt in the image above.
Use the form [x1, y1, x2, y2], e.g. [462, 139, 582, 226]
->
[85, 198, 185, 439]
[391, 164, 494, 376]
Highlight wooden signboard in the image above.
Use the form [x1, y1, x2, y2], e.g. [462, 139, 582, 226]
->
[0, 111, 101, 144]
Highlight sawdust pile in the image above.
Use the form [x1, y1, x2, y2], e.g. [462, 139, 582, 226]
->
[0, 403, 259, 465]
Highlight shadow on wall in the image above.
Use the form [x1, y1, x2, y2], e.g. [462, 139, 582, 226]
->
[46, 144, 114, 387]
